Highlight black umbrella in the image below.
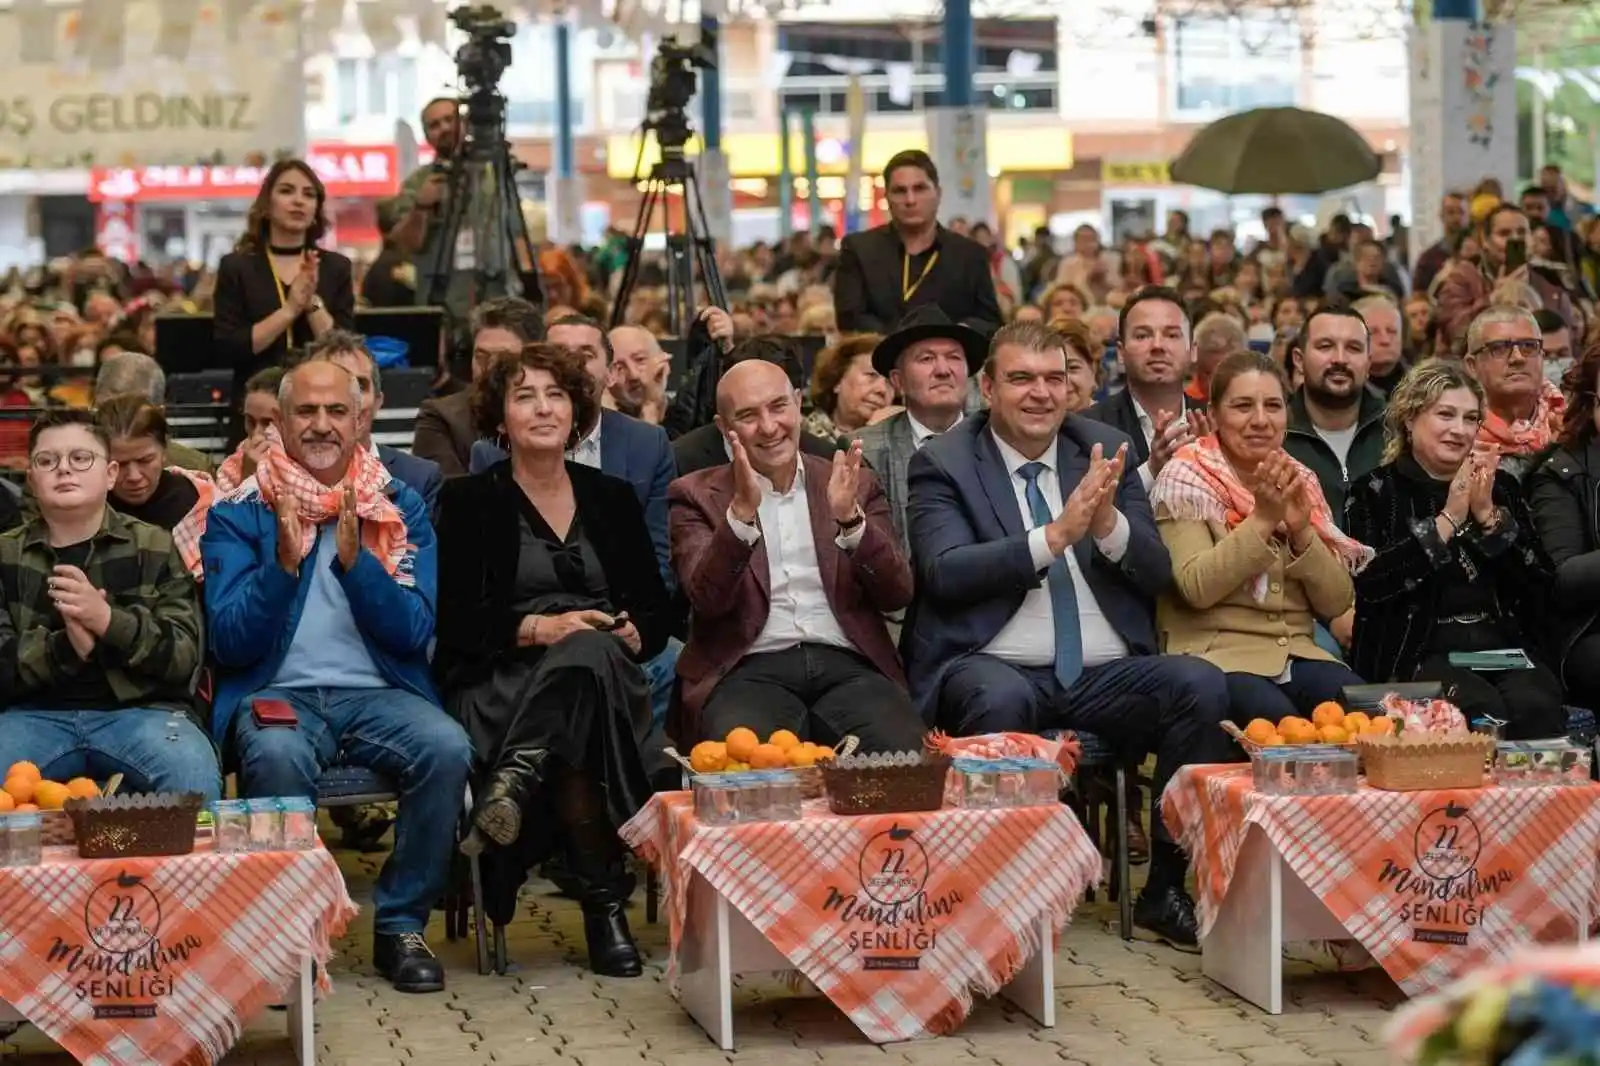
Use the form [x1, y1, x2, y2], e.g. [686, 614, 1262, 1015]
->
[1169, 106, 1382, 195]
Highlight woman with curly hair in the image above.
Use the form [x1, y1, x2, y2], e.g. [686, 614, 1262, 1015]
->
[1348, 360, 1562, 738]
[432, 342, 672, 978]
[804, 332, 889, 440]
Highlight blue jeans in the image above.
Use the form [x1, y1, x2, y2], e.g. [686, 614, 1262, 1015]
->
[0, 709, 221, 802]
[644, 638, 683, 730]
[230, 686, 473, 936]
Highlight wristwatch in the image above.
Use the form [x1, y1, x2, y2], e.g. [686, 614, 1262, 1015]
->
[837, 508, 865, 532]
[309, 296, 325, 314]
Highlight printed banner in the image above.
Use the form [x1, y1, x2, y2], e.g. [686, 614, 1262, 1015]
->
[926, 106, 990, 226]
[0, 843, 355, 1066]
[0, 0, 303, 168]
[1163, 766, 1600, 997]
[622, 793, 1100, 1043]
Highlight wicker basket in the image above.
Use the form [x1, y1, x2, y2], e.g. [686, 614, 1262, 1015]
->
[821, 754, 952, 815]
[40, 810, 74, 847]
[1357, 733, 1494, 791]
[64, 792, 203, 858]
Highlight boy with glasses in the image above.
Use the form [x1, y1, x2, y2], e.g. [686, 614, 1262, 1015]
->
[0, 410, 216, 799]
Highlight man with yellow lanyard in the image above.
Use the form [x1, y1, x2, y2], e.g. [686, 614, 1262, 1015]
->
[832, 149, 1001, 341]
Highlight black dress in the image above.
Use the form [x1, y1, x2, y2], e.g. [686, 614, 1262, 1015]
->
[434, 460, 673, 923]
[1346, 456, 1565, 738]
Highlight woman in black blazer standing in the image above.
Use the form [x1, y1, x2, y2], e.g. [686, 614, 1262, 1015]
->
[433, 342, 672, 978]
[212, 159, 355, 415]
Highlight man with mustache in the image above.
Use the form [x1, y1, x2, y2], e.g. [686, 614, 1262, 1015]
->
[1284, 307, 1386, 524]
[201, 361, 472, 995]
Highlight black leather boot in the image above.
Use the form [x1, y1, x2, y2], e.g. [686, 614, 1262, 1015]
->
[473, 748, 550, 848]
[581, 899, 644, 978]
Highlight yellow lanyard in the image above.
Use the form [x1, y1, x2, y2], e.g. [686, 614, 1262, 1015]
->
[267, 254, 289, 310]
[902, 250, 940, 302]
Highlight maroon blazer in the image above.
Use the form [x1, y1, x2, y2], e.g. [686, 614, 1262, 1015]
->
[668, 453, 914, 741]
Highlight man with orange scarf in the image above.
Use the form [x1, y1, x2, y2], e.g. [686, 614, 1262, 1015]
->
[1464, 305, 1566, 481]
[200, 361, 472, 995]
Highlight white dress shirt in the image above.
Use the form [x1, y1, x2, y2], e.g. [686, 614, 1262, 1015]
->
[907, 410, 963, 450]
[569, 417, 602, 469]
[982, 430, 1132, 669]
[1130, 393, 1159, 493]
[726, 458, 865, 657]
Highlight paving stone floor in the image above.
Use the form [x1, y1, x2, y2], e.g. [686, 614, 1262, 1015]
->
[3, 836, 1407, 1066]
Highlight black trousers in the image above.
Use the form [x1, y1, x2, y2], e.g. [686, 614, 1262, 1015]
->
[700, 643, 925, 754]
[1564, 634, 1600, 717]
[1415, 654, 1567, 740]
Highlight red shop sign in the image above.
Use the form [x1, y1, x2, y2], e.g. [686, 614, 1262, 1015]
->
[88, 144, 404, 203]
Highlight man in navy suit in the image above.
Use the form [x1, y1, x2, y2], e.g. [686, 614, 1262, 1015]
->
[304, 332, 442, 515]
[468, 315, 681, 729]
[902, 320, 1235, 949]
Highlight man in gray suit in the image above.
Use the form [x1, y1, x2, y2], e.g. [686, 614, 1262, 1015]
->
[856, 306, 986, 555]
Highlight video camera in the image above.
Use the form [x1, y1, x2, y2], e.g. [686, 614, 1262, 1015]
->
[645, 31, 717, 155]
[449, 3, 515, 137]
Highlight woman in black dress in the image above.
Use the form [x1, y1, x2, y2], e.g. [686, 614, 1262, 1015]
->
[1345, 360, 1564, 738]
[212, 159, 354, 431]
[433, 342, 671, 978]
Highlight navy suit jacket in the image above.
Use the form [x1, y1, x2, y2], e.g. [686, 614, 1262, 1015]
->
[378, 444, 442, 517]
[900, 412, 1172, 723]
[468, 408, 676, 589]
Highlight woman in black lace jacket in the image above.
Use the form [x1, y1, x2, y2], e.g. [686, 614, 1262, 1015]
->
[1345, 359, 1564, 738]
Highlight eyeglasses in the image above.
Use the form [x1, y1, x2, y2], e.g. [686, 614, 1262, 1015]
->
[30, 449, 105, 473]
[1471, 339, 1544, 361]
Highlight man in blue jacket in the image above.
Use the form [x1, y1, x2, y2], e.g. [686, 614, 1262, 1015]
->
[201, 360, 472, 995]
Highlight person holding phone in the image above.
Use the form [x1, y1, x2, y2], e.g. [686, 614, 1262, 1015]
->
[213, 160, 356, 441]
[433, 343, 673, 980]
[1435, 202, 1582, 356]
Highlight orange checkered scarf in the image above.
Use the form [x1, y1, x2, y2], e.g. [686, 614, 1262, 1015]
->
[1150, 435, 1372, 602]
[254, 427, 412, 585]
[1475, 377, 1564, 457]
[215, 446, 247, 493]
[167, 467, 218, 579]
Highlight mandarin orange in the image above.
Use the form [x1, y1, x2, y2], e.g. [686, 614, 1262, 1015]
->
[768, 729, 801, 751]
[1311, 702, 1346, 728]
[5, 761, 40, 783]
[1243, 718, 1278, 745]
[748, 743, 788, 769]
[689, 742, 728, 774]
[65, 778, 99, 800]
[3, 776, 35, 805]
[32, 781, 69, 811]
[724, 727, 760, 763]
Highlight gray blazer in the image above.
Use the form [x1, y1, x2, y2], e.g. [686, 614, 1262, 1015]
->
[856, 412, 919, 556]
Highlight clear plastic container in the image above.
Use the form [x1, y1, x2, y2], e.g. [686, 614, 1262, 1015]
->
[0, 816, 11, 866]
[725, 773, 771, 822]
[7, 812, 42, 866]
[246, 798, 284, 851]
[1253, 747, 1357, 796]
[691, 777, 739, 826]
[281, 798, 318, 849]
[949, 759, 998, 808]
[994, 763, 1027, 807]
[1014, 758, 1064, 806]
[1495, 740, 1589, 787]
[1252, 749, 1297, 794]
[756, 770, 803, 822]
[212, 800, 249, 853]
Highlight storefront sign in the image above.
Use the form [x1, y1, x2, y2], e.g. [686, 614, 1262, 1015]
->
[1377, 801, 1515, 946]
[1102, 160, 1172, 186]
[0, 1, 302, 168]
[94, 201, 138, 263]
[88, 145, 402, 203]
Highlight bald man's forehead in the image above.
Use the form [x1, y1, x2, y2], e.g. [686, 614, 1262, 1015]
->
[717, 359, 790, 408]
[610, 327, 661, 357]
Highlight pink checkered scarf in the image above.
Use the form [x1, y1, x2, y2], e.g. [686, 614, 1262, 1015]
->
[1150, 436, 1372, 602]
[167, 467, 218, 579]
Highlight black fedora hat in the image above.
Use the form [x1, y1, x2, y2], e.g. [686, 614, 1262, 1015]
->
[871, 305, 988, 378]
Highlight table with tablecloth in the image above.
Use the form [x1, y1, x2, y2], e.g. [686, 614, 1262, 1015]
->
[1162, 765, 1600, 1001]
[621, 793, 1101, 1044]
[0, 840, 357, 1066]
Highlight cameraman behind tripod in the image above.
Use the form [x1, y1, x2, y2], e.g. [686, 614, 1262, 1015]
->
[389, 97, 486, 325]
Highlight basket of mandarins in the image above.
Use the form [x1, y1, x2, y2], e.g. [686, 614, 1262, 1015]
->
[670, 728, 853, 800]
[2, 760, 105, 845]
[1227, 701, 1395, 753]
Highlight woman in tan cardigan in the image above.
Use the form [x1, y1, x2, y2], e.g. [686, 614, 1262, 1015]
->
[1150, 350, 1373, 723]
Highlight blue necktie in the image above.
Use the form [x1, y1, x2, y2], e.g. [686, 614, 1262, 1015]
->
[1019, 461, 1084, 689]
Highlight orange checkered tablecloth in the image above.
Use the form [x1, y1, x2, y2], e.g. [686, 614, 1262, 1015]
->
[0, 840, 357, 1066]
[621, 793, 1101, 1043]
[1161, 765, 1600, 998]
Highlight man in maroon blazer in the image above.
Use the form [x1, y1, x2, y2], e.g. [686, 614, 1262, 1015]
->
[668, 359, 925, 752]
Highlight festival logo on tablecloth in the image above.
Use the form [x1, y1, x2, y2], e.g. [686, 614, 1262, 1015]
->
[46, 869, 201, 1018]
[821, 823, 964, 971]
[1377, 801, 1514, 946]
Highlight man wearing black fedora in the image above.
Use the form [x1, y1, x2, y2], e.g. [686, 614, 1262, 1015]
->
[832, 150, 1001, 339]
[856, 306, 986, 554]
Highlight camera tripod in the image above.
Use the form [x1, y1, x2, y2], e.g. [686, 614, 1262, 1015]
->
[422, 99, 543, 337]
[609, 147, 728, 334]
